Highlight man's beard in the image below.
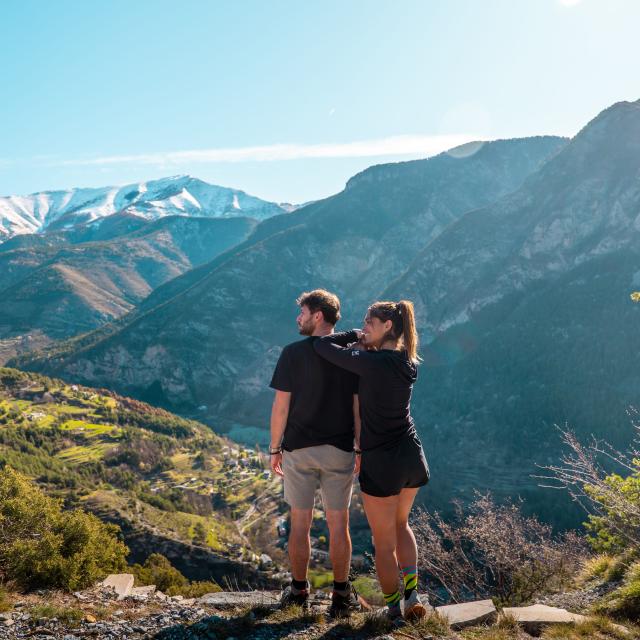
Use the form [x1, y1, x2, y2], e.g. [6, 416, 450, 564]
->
[298, 319, 315, 336]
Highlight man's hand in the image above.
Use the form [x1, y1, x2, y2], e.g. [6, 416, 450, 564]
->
[271, 452, 284, 477]
[270, 390, 289, 477]
[353, 453, 361, 476]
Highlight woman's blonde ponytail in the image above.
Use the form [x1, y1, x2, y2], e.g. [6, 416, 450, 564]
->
[397, 300, 421, 364]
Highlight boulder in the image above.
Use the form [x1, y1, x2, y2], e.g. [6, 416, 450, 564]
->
[101, 573, 135, 600]
[197, 591, 280, 609]
[436, 599, 497, 630]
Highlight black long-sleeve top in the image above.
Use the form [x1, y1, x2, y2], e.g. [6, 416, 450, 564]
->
[314, 331, 418, 451]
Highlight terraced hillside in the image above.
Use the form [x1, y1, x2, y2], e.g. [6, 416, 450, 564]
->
[0, 367, 283, 584]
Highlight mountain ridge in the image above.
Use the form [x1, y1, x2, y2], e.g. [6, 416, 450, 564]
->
[11, 135, 567, 423]
[0, 215, 258, 363]
[0, 175, 292, 241]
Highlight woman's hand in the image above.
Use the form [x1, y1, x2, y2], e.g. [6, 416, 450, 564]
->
[349, 330, 371, 351]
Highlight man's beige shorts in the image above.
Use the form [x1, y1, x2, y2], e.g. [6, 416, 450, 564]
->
[282, 445, 355, 511]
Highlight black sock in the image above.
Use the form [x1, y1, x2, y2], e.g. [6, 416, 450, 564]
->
[292, 578, 308, 591]
[333, 580, 348, 592]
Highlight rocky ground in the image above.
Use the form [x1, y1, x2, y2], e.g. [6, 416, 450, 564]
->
[533, 579, 623, 613]
[0, 576, 637, 640]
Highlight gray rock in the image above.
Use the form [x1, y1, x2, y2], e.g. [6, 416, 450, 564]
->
[436, 599, 497, 630]
[101, 573, 135, 600]
[130, 585, 156, 596]
[501, 604, 587, 635]
[259, 554, 273, 568]
[197, 590, 280, 609]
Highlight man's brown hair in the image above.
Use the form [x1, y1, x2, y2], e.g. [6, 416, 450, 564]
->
[296, 289, 341, 326]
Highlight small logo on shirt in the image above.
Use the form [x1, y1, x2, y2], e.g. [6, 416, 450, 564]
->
[351, 351, 360, 356]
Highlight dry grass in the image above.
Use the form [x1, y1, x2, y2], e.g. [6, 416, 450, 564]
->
[461, 628, 520, 640]
[0, 586, 12, 613]
[29, 603, 85, 627]
[542, 615, 632, 639]
[578, 555, 615, 585]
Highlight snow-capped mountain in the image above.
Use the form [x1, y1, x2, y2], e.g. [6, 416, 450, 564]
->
[0, 175, 291, 241]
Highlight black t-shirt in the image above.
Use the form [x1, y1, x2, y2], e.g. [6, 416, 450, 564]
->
[270, 336, 358, 452]
[313, 331, 418, 451]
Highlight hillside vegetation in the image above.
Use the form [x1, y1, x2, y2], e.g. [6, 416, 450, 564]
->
[0, 367, 282, 573]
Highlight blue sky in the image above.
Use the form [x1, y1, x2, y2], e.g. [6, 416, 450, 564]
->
[2, 0, 639, 203]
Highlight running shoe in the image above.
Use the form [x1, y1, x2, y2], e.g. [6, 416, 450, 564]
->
[404, 589, 428, 621]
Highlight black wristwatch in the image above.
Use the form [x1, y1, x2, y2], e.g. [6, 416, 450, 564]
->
[269, 446, 282, 455]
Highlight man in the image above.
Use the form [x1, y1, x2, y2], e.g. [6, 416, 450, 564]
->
[269, 289, 362, 618]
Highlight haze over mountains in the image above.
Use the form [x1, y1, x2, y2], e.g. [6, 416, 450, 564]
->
[0, 176, 294, 361]
[7, 99, 640, 527]
[0, 215, 257, 362]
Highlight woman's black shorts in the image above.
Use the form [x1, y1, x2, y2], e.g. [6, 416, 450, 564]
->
[358, 432, 430, 498]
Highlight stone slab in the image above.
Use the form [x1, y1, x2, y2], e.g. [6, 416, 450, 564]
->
[101, 573, 135, 600]
[436, 599, 497, 630]
[501, 604, 586, 636]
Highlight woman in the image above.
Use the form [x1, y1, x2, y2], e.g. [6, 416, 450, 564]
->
[313, 300, 430, 621]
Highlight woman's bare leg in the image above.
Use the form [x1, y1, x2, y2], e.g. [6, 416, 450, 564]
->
[395, 487, 419, 571]
[361, 492, 401, 594]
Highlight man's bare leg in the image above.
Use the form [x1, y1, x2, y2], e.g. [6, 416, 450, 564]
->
[326, 508, 351, 582]
[288, 508, 313, 581]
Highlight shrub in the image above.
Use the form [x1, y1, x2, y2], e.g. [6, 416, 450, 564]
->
[539, 420, 640, 554]
[131, 553, 221, 596]
[413, 492, 586, 605]
[131, 553, 188, 593]
[583, 466, 640, 554]
[0, 466, 128, 590]
[591, 560, 640, 622]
